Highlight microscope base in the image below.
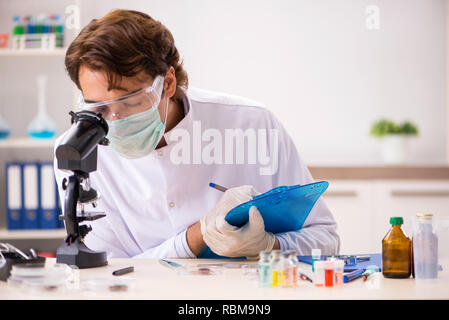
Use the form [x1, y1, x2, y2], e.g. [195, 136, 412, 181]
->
[56, 239, 108, 269]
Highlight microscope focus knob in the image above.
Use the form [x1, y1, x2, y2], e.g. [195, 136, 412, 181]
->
[62, 178, 68, 190]
[79, 224, 93, 238]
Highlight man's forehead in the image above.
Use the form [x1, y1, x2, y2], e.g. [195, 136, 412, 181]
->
[79, 66, 152, 101]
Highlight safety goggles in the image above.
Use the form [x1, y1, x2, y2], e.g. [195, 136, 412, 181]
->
[77, 75, 164, 121]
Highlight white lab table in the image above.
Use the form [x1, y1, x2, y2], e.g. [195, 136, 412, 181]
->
[0, 258, 448, 300]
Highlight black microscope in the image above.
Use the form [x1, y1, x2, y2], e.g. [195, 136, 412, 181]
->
[55, 110, 109, 268]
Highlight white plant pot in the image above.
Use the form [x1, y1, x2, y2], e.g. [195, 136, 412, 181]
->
[381, 135, 409, 165]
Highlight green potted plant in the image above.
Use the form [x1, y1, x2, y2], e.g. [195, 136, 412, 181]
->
[370, 118, 419, 164]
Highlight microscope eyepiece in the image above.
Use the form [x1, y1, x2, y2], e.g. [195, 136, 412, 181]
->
[56, 110, 109, 172]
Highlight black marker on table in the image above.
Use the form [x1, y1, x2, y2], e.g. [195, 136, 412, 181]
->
[112, 266, 134, 276]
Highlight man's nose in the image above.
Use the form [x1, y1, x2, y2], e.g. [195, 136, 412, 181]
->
[109, 105, 121, 120]
[111, 112, 121, 120]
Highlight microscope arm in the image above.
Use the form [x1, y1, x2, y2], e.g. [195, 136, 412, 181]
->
[63, 175, 80, 243]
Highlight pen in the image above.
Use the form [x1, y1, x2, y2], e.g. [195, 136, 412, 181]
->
[299, 272, 313, 283]
[362, 269, 376, 282]
[343, 268, 365, 283]
[209, 182, 228, 192]
[112, 266, 134, 276]
[362, 265, 380, 281]
[159, 259, 185, 270]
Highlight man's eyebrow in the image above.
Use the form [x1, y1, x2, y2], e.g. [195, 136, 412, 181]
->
[83, 88, 143, 104]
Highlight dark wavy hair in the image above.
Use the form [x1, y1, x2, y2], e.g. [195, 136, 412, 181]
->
[65, 9, 188, 103]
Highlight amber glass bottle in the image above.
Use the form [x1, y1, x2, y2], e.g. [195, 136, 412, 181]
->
[382, 217, 412, 278]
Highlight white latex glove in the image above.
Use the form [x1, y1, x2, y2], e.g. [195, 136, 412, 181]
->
[200, 185, 258, 237]
[200, 186, 276, 259]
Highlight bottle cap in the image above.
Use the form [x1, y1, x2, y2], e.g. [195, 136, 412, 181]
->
[416, 213, 433, 219]
[390, 217, 403, 225]
[259, 251, 271, 258]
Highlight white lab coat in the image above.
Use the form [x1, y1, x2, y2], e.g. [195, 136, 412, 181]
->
[54, 87, 340, 259]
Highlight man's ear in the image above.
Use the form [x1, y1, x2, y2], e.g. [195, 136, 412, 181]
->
[164, 66, 177, 99]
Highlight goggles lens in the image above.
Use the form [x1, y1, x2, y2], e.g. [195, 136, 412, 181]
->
[77, 75, 164, 120]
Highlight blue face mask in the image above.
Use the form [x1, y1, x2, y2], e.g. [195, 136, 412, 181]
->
[106, 99, 168, 159]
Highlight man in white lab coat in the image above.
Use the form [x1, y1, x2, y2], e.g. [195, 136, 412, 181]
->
[54, 9, 340, 259]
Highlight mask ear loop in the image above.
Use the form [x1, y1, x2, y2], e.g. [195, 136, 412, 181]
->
[163, 97, 169, 126]
[158, 76, 169, 138]
[159, 76, 169, 127]
[159, 80, 170, 141]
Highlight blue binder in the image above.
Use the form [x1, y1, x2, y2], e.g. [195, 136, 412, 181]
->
[6, 162, 23, 230]
[199, 181, 329, 258]
[22, 162, 39, 229]
[38, 162, 58, 229]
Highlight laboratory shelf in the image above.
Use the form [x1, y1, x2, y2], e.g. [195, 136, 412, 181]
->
[0, 228, 65, 240]
[0, 48, 66, 57]
[0, 137, 56, 149]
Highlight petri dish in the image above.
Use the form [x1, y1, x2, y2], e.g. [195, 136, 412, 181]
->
[7, 263, 76, 293]
[10, 263, 46, 277]
[80, 277, 135, 293]
[178, 265, 224, 276]
[241, 264, 259, 281]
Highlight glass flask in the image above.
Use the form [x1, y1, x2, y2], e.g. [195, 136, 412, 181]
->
[27, 74, 57, 139]
[0, 110, 11, 139]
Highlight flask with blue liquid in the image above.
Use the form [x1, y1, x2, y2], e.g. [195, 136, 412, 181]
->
[27, 74, 57, 139]
[0, 110, 11, 140]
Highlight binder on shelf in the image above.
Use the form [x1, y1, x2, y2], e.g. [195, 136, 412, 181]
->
[6, 162, 23, 230]
[38, 162, 58, 229]
[22, 162, 39, 229]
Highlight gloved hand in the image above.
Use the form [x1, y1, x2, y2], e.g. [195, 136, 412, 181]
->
[200, 186, 276, 259]
[200, 185, 258, 238]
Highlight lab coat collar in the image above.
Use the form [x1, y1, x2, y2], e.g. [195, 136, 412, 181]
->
[162, 91, 193, 147]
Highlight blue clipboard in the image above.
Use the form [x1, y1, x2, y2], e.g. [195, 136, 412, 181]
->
[199, 181, 329, 258]
[225, 181, 329, 233]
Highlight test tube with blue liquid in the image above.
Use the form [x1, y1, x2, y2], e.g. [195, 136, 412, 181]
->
[27, 74, 57, 139]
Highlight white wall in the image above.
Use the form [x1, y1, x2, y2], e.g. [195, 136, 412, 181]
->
[1, 0, 447, 165]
